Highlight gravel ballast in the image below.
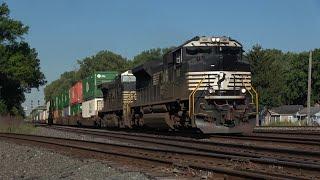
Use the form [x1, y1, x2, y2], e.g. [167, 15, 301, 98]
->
[0, 140, 151, 180]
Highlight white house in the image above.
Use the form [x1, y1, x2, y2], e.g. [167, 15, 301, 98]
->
[263, 105, 303, 125]
[296, 106, 320, 125]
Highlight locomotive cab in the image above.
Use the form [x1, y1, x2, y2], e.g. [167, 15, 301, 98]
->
[187, 37, 254, 133]
[162, 36, 255, 133]
[131, 36, 256, 134]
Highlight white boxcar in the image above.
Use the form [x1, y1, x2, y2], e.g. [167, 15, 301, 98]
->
[39, 111, 45, 122]
[82, 98, 104, 118]
[45, 101, 50, 120]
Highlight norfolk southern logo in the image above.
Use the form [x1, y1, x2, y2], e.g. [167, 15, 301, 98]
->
[97, 74, 106, 78]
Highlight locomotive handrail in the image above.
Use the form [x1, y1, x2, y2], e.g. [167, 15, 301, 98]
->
[246, 87, 254, 104]
[245, 85, 259, 126]
[251, 86, 259, 126]
[188, 77, 206, 121]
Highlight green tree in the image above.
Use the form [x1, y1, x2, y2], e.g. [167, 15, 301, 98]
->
[310, 49, 320, 104]
[77, 50, 128, 79]
[44, 50, 129, 101]
[0, 3, 46, 115]
[283, 52, 308, 105]
[44, 47, 175, 101]
[44, 71, 78, 102]
[130, 47, 175, 68]
[0, 100, 7, 114]
[246, 45, 288, 107]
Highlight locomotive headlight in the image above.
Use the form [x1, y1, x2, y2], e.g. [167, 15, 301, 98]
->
[208, 87, 215, 94]
[241, 88, 247, 94]
[211, 37, 216, 42]
[216, 38, 220, 42]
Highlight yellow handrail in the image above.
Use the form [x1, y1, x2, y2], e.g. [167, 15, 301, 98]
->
[188, 77, 206, 118]
[250, 85, 259, 126]
[245, 85, 259, 126]
[245, 86, 254, 104]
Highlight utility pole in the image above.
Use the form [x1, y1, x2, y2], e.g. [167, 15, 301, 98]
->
[307, 51, 312, 126]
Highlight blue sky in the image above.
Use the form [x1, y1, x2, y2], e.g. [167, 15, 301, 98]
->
[4, 0, 320, 114]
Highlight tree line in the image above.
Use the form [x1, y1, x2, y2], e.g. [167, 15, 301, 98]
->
[45, 45, 320, 110]
[44, 48, 172, 101]
[246, 46, 320, 108]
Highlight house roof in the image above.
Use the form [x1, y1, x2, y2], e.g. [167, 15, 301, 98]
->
[269, 105, 303, 115]
[298, 106, 320, 116]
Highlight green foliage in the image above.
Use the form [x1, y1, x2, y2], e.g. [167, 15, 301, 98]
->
[310, 49, 320, 104]
[0, 3, 28, 43]
[246, 45, 319, 108]
[131, 48, 161, 67]
[129, 47, 175, 68]
[0, 3, 46, 116]
[246, 45, 287, 107]
[44, 71, 78, 101]
[44, 47, 173, 101]
[44, 50, 128, 101]
[0, 100, 7, 115]
[77, 50, 129, 79]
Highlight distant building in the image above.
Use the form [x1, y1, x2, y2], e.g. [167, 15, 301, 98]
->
[263, 105, 303, 125]
[29, 106, 46, 122]
[296, 106, 320, 125]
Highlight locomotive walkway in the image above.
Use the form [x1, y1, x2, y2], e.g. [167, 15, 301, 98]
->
[1, 126, 319, 179]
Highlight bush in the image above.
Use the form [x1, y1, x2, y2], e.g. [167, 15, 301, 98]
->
[0, 100, 7, 115]
[266, 120, 308, 126]
[0, 115, 36, 133]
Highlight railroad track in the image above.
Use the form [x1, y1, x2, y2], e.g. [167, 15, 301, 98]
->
[209, 134, 320, 146]
[45, 126, 320, 177]
[49, 125, 320, 152]
[0, 132, 319, 180]
[253, 126, 320, 135]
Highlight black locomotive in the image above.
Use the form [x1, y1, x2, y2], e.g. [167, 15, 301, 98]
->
[99, 36, 256, 133]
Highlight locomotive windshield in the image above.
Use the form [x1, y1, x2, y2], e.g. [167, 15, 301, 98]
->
[185, 47, 213, 55]
[184, 46, 248, 71]
[185, 46, 242, 57]
[219, 46, 242, 55]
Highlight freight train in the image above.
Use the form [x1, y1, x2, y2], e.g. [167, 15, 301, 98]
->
[32, 36, 257, 134]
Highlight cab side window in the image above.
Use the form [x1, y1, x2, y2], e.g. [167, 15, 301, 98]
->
[173, 49, 182, 64]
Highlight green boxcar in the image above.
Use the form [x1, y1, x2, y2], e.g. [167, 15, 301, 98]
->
[70, 103, 82, 116]
[61, 89, 70, 108]
[53, 96, 59, 110]
[82, 71, 118, 101]
[56, 90, 69, 110]
[58, 93, 63, 110]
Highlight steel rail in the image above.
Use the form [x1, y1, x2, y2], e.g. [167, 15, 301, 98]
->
[0, 133, 317, 180]
[208, 134, 320, 145]
[47, 126, 320, 168]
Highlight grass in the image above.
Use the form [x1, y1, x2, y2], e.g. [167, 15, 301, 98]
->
[0, 115, 37, 134]
[264, 119, 308, 126]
